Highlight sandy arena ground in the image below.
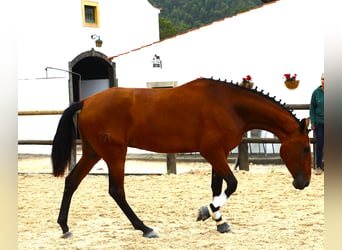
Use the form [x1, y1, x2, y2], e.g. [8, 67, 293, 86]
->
[18, 155, 324, 250]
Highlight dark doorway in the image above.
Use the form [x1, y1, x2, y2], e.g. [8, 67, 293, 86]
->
[69, 49, 116, 102]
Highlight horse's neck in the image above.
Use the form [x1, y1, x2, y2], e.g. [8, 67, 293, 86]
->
[239, 100, 298, 142]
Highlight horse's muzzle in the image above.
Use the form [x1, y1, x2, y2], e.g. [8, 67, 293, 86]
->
[293, 177, 310, 190]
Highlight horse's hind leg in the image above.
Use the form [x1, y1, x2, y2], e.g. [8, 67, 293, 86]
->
[104, 146, 158, 238]
[57, 148, 100, 238]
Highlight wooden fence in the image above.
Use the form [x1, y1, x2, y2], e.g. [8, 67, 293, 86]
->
[18, 104, 315, 173]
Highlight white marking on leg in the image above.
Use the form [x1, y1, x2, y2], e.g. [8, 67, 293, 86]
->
[207, 205, 221, 220]
[212, 192, 227, 208]
[213, 210, 221, 220]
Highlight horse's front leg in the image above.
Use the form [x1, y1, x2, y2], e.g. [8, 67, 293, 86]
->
[197, 152, 238, 233]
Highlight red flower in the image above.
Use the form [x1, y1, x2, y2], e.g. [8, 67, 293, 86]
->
[284, 73, 297, 81]
[242, 75, 252, 83]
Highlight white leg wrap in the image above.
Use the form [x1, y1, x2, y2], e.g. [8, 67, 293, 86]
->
[213, 210, 221, 220]
[216, 217, 227, 226]
[212, 192, 227, 208]
[207, 205, 222, 220]
[207, 205, 214, 217]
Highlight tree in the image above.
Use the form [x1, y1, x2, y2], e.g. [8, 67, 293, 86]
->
[159, 17, 177, 40]
[149, 0, 267, 39]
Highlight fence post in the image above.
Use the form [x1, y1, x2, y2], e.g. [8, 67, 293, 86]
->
[167, 153, 177, 174]
[69, 115, 78, 172]
[147, 81, 178, 174]
[235, 133, 249, 171]
[70, 144, 77, 172]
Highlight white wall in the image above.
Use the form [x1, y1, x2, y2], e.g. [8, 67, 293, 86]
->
[113, 0, 324, 113]
[17, 0, 160, 79]
[18, 0, 323, 155]
[103, 0, 160, 54]
[18, 0, 160, 154]
[18, 78, 70, 154]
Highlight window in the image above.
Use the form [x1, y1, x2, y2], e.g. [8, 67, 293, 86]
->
[85, 6, 96, 23]
[82, 1, 99, 27]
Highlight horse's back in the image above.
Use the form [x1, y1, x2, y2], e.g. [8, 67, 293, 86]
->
[78, 80, 236, 153]
[80, 80, 222, 122]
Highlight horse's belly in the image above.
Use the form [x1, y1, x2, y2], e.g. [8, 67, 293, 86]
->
[128, 130, 199, 153]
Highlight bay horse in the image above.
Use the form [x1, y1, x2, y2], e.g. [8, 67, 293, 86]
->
[51, 77, 311, 238]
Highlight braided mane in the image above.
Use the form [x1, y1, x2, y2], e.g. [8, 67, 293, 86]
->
[204, 77, 300, 123]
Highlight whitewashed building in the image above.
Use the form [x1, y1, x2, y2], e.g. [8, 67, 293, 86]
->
[110, 0, 323, 155]
[113, 0, 323, 104]
[18, 0, 160, 79]
[18, 0, 323, 156]
[18, 0, 160, 153]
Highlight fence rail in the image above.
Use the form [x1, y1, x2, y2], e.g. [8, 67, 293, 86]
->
[17, 104, 313, 146]
[17, 104, 309, 116]
[18, 138, 316, 145]
[18, 110, 63, 116]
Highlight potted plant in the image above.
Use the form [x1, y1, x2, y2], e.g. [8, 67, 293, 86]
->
[240, 75, 254, 88]
[283, 73, 299, 89]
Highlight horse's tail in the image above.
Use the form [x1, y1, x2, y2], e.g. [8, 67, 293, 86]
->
[51, 101, 84, 177]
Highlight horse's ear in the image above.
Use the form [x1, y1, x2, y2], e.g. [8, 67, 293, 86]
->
[300, 118, 309, 132]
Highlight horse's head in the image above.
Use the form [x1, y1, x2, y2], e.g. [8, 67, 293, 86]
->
[280, 119, 312, 190]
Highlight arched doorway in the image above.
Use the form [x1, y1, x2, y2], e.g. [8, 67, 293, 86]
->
[69, 48, 116, 102]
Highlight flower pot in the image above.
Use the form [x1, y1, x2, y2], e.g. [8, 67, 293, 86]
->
[246, 82, 254, 89]
[240, 82, 254, 89]
[284, 80, 299, 89]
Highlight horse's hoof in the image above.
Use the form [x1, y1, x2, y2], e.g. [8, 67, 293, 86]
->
[196, 206, 210, 221]
[61, 231, 73, 239]
[143, 230, 159, 238]
[217, 222, 231, 233]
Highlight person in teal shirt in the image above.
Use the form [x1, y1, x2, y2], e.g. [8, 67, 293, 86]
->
[310, 73, 324, 174]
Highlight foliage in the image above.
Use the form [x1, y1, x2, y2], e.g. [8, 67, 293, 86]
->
[159, 17, 178, 39]
[283, 74, 298, 81]
[149, 0, 275, 40]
